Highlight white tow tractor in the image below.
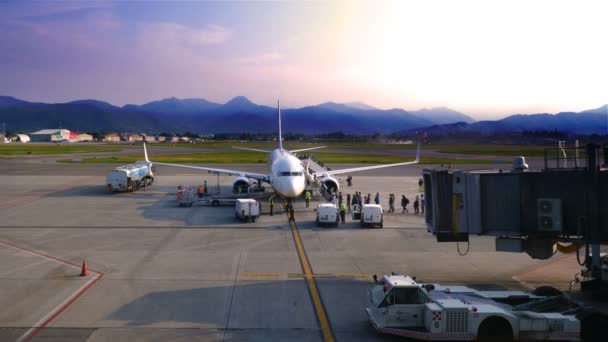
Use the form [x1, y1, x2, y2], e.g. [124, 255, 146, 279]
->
[366, 274, 581, 341]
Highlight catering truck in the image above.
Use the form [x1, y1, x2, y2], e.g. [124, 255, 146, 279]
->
[106, 162, 154, 192]
[366, 274, 581, 341]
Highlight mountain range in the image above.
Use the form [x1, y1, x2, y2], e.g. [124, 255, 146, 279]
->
[0, 96, 474, 134]
[407, 105, 608, 136]
[0, 95, 605, 135]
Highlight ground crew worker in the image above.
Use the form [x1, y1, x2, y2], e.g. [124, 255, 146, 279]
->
[288, 203, 295, 221]
[413, 195, 420, 214]
[198, 185, 204, 199]
[339, 201, 347, 224]
[421, 194, 425, 214]
[203, 180, 208, 194]
[269, 195, 274, 216]
[346, 193, 351, 212]
[305, 190, 311, 208]
[374, 192, 380, 205]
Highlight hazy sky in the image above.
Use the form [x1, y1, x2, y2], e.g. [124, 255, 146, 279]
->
[1, 0, 606, 119]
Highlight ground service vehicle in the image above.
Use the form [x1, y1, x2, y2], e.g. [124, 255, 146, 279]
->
[106, 162, 153, 192]
[316, 203, 339, 227]
[366, 274, 580, 341]
[361, 204, 383, 228]
[235, 199, 260, 222]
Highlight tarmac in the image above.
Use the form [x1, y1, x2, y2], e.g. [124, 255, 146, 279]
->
[0, 157, 585, 342]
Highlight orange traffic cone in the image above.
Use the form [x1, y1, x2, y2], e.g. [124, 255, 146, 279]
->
[80, 259, 88, 277]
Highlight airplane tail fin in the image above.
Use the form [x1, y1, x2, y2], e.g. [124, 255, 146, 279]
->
[143, 142, 151, 165]
[277, 100, 283, 150]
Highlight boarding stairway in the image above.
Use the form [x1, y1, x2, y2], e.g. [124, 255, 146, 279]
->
[300, 156, 334, 202]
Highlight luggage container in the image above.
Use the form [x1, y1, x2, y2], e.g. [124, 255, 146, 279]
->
[235, 199, 260, 222]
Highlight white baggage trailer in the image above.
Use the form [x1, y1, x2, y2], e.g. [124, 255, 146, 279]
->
[315, 203, 339, 227]
[235, 199, 260, 222]
[361, 204, 383, 228]
[366, 274, 581, 341]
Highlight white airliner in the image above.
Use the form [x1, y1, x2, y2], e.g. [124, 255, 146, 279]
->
[143, 101, 420, 199]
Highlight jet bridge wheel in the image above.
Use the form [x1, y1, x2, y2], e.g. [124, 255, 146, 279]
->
[477, 316, 513, 342]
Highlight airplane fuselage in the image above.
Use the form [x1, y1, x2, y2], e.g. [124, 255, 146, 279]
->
[268, 149, 306, 199]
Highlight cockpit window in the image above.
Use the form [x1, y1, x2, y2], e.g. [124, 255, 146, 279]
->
[280, 171, 303, 177]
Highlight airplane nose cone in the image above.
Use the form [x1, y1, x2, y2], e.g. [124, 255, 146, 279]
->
[281, 178, 305, 198]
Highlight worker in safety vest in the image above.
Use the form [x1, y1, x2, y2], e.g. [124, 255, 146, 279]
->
[269, 195, 274, 216]
[339, 202, 347, 224]
[305, 191, 311, 208]
[198, 185, 204, 199]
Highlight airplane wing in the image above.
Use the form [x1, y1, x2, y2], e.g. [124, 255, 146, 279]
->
[315, 144, 420, 177]
[231, 146, 271, 153]
[144, 143, 269, 182]
[291, 146, 326, 153]
[151, 162, 269, 182]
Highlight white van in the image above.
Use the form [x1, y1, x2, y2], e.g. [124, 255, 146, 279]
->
[316, 203, 339, 227]
[361, 204, 383, 228]
[235, 199, 260, 222]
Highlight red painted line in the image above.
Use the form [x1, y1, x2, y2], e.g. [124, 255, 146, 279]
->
[25, 272, 104, 341]
[0, 239, 101, 273]
[516, 252, 573, 278]
[0, 239, 104, 341]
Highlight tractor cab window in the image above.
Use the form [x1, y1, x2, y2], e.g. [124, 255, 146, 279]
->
[378, 287, 429, 307]
[393, 287, 430, 305]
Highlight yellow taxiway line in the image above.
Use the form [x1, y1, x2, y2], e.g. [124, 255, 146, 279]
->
[289, 219, 335, 342]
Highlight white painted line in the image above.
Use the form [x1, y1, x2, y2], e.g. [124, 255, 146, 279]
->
[16, 274, 99, 342]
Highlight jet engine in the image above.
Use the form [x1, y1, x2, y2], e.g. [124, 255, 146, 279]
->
[232, 177, 250, 193]
[321, 176, 339, 193]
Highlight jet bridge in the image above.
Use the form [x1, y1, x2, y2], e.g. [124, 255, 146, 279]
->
[423, 144, 608, 294]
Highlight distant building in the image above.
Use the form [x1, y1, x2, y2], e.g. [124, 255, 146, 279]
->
[179, 136, 191, 142]
[0, 134, 6, 143]
[12, 134, 30, 143]
[127, 134, 143, 142]
[69, 131, 79, 142]
[30, 129, 70, 142]
[144, 135, 156, 143]
[170, 136, 179, 143]
[157, 136, 166, 142]
[78, 133, 93, 142]
[104, 133, 120, 142]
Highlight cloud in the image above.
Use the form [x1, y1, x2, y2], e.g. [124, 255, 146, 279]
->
[146, 22, 231, 47]
[236, 52, 284, 65]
